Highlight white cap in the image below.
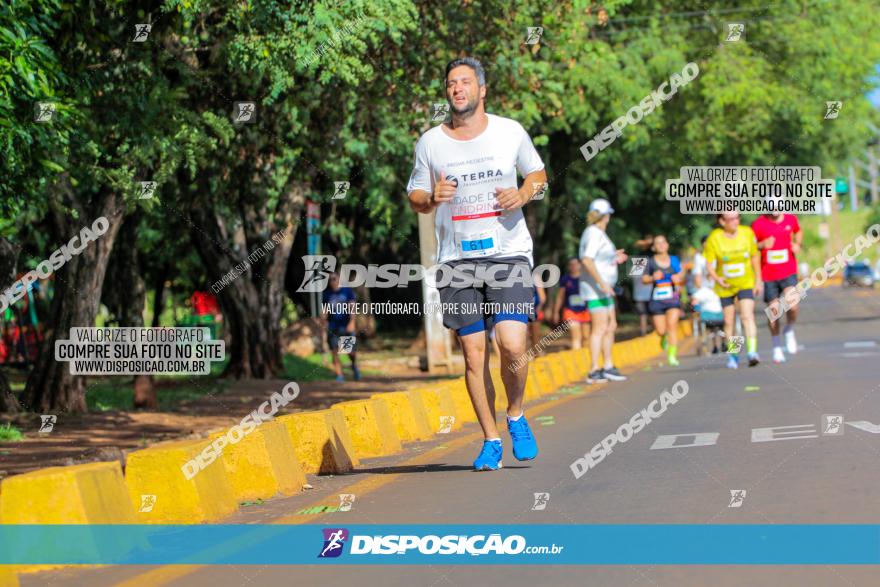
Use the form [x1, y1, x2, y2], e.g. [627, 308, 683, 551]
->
[589, 198, 615, 215]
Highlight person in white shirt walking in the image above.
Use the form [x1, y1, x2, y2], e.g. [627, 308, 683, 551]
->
[578, 199, 628, 384]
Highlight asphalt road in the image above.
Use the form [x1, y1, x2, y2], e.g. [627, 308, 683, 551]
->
[29, 286, 880, 587]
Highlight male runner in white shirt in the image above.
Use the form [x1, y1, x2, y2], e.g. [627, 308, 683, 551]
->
[407, 57, 548, 471]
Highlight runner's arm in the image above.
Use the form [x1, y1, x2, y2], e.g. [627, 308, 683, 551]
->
[346, 293, 356, 332]
[671, 257, 685, 286]
[410, 168, 457, 214]
[791, 228, 803, 255]
[553, 287, 565, 321]
[496, 169, 548, 210]
[408, 189, 436, 214]
[704, 243, 728, 288]
[580, 256, 612, 294]
[748, 229, 762, 294]
[751, 252, 763, 294]
[320, 297, 329, 325]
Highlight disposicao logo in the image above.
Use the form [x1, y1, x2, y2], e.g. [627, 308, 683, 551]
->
[318, 528, 349, 558]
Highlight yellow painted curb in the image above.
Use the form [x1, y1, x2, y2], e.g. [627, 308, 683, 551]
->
[529, 359, 556, 396]
[533, 356, 563, 390]
[551, 353, 575, 384]
[435, 379, 477, 424]
[489, 368, 505, 396]
[277, 410, 359, 475]
[524, 369, 543, 401]
[371, 391, 434, 442]
[570, 348, 589, 376]
[125, 439, 238, 523]
[0, 461, 134, 524]
[409, 387, 461, 433]
[0, 566, 19, 586]
[332, 399, 402, 459]
[209, 420, 306, 503]
[611, 339, 627, 366]
[558, 350, 578, 380]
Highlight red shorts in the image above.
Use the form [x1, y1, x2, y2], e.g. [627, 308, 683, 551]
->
[562, 308, 591, 323]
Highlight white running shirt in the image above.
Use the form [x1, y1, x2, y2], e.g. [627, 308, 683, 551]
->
[578, 225, 618, 301]
[407, 113, 545, 264]
[692, 252, 715, 289]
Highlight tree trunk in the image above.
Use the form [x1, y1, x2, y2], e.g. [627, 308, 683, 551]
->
[151, 265, 168, 327]
[23, 192, 125, 413]
[103, 213, 156, 409]
[188, 182, 304, 379]
[0, 237, 21, 413]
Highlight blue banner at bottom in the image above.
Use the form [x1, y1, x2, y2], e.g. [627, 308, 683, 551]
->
[1, 525, 878, 565]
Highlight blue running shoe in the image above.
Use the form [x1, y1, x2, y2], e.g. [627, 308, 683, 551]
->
[473, 439, 503, 471]
[507, 415, 538, 461]
[726, 354, 739, 370]
[335, 374, 345, 382]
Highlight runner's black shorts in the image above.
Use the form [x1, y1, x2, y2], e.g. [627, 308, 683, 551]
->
[327, 326, 355, 352]
[648, 298, 682, 315]
[437, 256, 536, 335]
[719, 288, 754, 308]
[763, 274, 798, 303]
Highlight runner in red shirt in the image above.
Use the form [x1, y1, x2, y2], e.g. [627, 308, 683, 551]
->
[752, 209, 802, 363]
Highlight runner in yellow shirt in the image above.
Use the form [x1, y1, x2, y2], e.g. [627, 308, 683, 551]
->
[704, 212, 764, 369]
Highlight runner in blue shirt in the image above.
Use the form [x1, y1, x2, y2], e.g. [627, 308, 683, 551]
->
[321, 272, 361, 381]
[553, 258, 591, 349]
[642, 235, 685, 366]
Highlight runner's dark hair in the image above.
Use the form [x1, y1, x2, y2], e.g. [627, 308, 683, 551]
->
[445, 57, 486, 86]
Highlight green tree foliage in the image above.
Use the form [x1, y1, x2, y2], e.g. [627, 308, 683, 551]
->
[1, 0, 878, 410]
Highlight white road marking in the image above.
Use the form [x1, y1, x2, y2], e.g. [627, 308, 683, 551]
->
[847, 420, 880, 434]
[751, 424, 818, 443]
[650, 432, 719, 450]
[844, 341, 877, 348]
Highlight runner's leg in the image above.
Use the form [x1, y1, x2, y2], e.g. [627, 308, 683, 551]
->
[459, 329, 500, 439]
[740, 296, 761, 365]
[569, 321, 583, 350]
[483, 331, 496, 420]
[331, 349, 342, 379]
[783, 285, 799, 354]
[602, 306, 617, 370]
[494, 319, 528, 418]
[666, 307, 680, 365]
[590, 310, 609, 373]
[651, 313, 667, 339]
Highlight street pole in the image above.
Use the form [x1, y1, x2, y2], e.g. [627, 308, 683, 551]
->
[830, 190, 841, 257]
[848, 165, 858, 212]
[869, 146, 879, 206]
[418, 210, 453, 374]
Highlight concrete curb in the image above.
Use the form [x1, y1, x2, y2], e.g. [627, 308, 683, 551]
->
[0, 461, 134, 524]
[443, 378, 478, 424]
[209, 420, 307, 503]
[408, 387, 461, 433]
[0, 565, 19, 586]
[331, 399, 402, 459]
[124, 439, 238, 524]
[277, 409, 360, 475]
[371, 391, 434, 442]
